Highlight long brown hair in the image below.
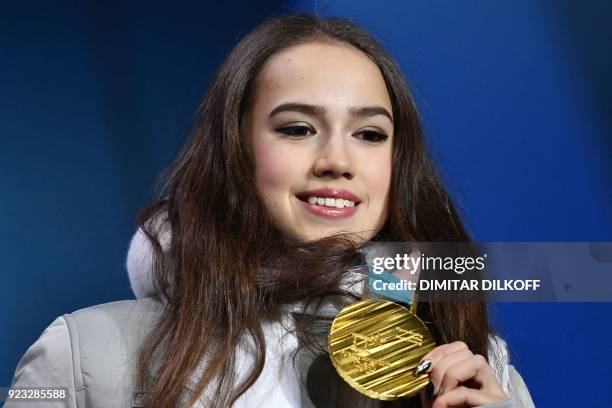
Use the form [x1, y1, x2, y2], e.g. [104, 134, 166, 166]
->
[135, 13, 490, 407]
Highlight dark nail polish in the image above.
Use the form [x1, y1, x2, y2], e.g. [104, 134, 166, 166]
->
[414, 358, 432, 376]
[426, 382, 435, 400]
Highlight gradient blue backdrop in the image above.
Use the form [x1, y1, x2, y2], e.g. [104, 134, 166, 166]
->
[2, 1, 611, 406]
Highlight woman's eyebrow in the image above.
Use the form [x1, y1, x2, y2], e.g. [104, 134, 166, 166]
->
[269, 103, 325, 118]
[349, 106, 393, 124]
[269, 103, 393, 123]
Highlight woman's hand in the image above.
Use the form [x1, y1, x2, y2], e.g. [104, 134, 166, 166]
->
[416, 341, 509, 408]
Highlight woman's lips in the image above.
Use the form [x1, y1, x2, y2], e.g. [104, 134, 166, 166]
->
[297, 197, 359, 219]
[298, 188, 361, 203]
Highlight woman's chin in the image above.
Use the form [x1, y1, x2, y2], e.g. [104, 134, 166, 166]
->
[291, 227, 376, 244]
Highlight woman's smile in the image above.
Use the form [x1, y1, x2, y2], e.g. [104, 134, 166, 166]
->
[295, 188, 361, 219]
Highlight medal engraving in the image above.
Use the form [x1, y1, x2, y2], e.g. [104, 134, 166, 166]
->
[329, 299, 436, 400]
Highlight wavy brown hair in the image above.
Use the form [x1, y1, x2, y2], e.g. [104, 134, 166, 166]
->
[135, 13, 490, 407]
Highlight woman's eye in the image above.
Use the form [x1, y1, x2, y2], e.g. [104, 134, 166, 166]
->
[276, 125, 315, 137]
[356, 130, 388, 143]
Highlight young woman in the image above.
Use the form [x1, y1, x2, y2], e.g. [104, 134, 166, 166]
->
[8, 14, 534, 408]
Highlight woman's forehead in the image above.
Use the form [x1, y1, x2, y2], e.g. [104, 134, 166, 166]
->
[252, 41, 392, 113]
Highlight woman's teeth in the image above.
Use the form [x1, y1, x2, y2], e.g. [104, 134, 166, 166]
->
[306, 196, 356, 208]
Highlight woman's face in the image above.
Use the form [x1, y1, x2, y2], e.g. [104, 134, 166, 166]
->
[245, 41, 393, 242]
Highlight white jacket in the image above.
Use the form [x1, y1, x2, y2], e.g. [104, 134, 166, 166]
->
[6, 230, 535, 407]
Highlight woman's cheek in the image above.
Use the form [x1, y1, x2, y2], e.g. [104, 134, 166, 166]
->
[366, 154, 392, 226]
[254, 144, 302, 206]
[257, 154, 295, 190]
[364, 154, 392, 195]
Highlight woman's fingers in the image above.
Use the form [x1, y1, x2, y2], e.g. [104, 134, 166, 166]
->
[416, 340, 470, 374]
[439, 353, 492, 396]
[428, 348, 474, 395]
[415, 341, 509, 406]
[431, 386, 494, 408]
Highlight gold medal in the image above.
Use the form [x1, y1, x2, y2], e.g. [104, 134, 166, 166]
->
[328, 299, 436, 400]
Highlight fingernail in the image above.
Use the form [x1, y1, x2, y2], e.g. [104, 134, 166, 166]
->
[426, 381, 435, 400]
[414, 358, 432, 376]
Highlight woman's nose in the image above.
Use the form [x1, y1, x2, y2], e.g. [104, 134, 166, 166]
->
[312, 136, 355, 180]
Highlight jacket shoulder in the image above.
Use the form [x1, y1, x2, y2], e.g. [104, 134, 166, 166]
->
[66, 298, 163, 406]
[67, 297, 163, 336]
[486, 335, 535, 408]
[8, 298, 164, 408]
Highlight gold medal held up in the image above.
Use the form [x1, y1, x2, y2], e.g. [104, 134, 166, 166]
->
[328, 299, 436, 400]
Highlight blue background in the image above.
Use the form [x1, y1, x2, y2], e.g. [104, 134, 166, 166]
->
[2, 1, 611, 406]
